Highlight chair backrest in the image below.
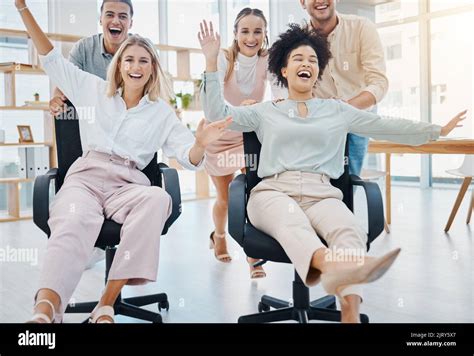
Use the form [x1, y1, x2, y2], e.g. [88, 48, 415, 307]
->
[242, 132, 353, 211]
[54, 101, 160, 191]
[458, 155, 474, 177]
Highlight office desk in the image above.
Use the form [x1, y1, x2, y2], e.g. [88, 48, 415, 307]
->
[368, 139, 474, 224]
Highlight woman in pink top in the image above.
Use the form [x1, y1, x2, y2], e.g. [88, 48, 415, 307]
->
[205, 8, 270, 278]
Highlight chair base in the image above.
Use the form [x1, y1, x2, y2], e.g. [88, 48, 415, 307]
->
[238, 294, 369, 323]
[64, 246, 168, 323]
[65, 293, 169, 323]
[238, 271, 369, 324]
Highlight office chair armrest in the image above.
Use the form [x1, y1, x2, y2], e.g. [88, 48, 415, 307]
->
[33, 168, 58, 236]
[228, 173, 247, 247]
[350, 175, 384, 244]
[158, 163, 182, 234]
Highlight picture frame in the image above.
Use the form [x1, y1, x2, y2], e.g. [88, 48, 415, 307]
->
[17, 125, 34, 143]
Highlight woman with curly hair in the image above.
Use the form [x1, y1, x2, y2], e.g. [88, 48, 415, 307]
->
[198, 22, 467, 322]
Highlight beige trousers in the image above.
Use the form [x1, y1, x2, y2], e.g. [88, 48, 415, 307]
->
[247, 171, 368, 299]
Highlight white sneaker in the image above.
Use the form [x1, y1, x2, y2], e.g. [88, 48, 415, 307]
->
[85, 248, 106, 270]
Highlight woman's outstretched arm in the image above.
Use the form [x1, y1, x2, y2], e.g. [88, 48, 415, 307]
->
[15, 0, 53, 55]
[342, 99, 468, 144]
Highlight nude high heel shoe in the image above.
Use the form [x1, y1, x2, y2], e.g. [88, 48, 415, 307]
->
[27, 299, 56, 323]
[89, 305, 115, 323]
[321, 248, 401, 306]
[209, 231, 232, 263]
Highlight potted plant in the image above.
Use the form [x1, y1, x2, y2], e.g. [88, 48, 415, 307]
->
[169, 97, 177, 108]
[34, 93, 40, 101]
[176, 92, 193, 110]
[181, 94, 193, 110]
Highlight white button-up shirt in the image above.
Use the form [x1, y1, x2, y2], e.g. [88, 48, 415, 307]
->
[39, 48, 203, 170]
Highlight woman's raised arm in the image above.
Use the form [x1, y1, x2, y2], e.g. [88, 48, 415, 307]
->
[15, 0, 53, 55]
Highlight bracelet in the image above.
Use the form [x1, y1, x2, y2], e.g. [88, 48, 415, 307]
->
[17, 6, 29, 12]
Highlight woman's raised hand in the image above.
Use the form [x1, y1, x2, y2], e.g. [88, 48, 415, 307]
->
[440, 110, 468, 137]
[197, 20, 221, 62]
[195, 117, 233, 148]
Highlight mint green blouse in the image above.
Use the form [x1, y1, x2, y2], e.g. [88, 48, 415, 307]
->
[201, 71, 442, 179]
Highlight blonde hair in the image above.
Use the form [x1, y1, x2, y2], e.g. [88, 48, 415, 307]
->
[223, 7, 269, 83]
[106, 35, 173, 102]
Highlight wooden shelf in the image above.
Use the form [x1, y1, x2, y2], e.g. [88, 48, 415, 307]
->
[0, 215, 32, 223]
[0, 177, 34, 184]
[0, 142, 52, 147]
[0, 105, 48, 111]
[0, 177, 34, 222]
[0, 28, 81, 43]
[0, 27, 209, 223]
[0, 62, 44, 75]
[0, 28, 202, 53]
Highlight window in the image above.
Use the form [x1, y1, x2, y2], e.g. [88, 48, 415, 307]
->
[386, 43, 402, 60]
[0, 0, 48, 31]
[167, 0, 219, 48]
[431, 84, 447, 105]
[430, 0, 473, 12]
[376, 1, 473, 185]
[375, 0, 418, 23]
[377, 23, 421, 179]
[430, 12, 473, 180]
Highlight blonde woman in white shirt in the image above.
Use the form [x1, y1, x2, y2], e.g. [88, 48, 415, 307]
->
[15, 0, 231, 324]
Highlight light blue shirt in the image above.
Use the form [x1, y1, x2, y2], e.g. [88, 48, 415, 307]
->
[201, 71, 442, 179]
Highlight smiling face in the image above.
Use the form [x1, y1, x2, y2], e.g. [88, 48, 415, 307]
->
[100, 2, 133, 51]
[119, 45, 153, 93]
[235, 14, 267, 57]
[300, 0, 336, 22]
[281, 45, 319, 95]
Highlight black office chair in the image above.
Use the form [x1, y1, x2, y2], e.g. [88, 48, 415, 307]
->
[228, 132, 385, 323]
[33, 102, 182, 323]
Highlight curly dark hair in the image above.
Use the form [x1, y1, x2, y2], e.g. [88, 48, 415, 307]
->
[268, 23, 332, 88]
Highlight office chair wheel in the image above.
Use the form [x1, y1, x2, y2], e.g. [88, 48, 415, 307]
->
[258, 301, 271, 313]
[158, 300, 169, 312]
[153, 315, 163, 323]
